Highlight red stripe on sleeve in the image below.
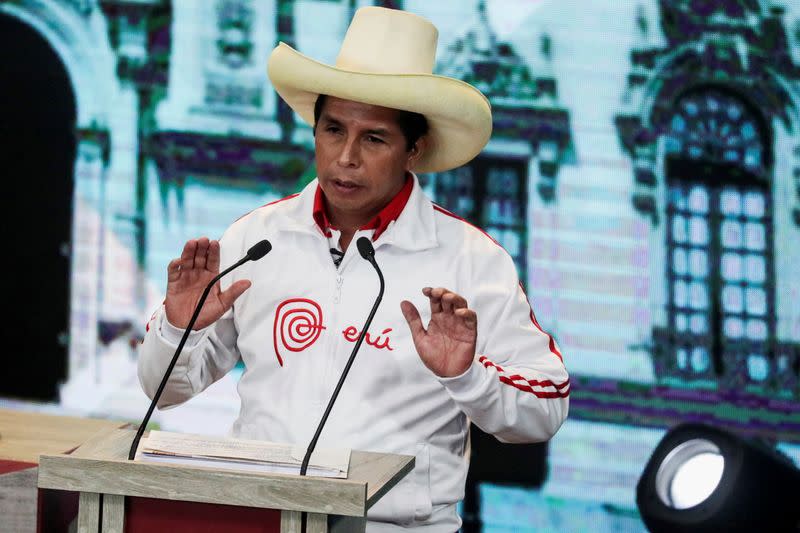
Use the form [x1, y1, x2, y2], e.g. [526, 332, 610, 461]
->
[479, 356, 570, 398]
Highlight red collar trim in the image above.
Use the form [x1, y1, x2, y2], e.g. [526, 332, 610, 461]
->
[312, 187, 334, 238]
[312, 176, 413, 241]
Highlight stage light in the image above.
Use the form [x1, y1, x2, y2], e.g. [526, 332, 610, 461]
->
[636, 423, 800, 532]
[655, 438, 725, 510]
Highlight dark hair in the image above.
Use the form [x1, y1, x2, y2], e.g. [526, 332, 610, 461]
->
[313, 94, 429, 151]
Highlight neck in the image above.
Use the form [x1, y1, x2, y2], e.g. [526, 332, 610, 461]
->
[338, 228, 357, 253]
[328, 210, 374, 253]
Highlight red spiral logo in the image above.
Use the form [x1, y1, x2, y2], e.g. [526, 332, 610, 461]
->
[272, 298, 326, 366]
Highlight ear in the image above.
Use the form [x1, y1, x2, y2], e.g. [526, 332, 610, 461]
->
[405, 136, 428, 171]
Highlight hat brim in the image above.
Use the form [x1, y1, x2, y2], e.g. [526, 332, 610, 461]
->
[268, 43, 492, 173]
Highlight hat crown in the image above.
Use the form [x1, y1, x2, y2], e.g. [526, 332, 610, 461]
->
[335, 7, 438, 75]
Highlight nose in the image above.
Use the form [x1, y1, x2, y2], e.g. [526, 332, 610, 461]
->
[337, 135, 361, 168]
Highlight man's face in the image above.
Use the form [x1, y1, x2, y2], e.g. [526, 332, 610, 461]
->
[314, 96, 424, 227]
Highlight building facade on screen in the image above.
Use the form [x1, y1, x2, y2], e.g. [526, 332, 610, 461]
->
[2, 0, 798, 529]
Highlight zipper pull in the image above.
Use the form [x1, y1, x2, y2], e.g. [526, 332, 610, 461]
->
[334, 275, 344, 304]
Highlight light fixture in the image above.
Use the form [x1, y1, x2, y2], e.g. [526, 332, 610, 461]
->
[636, 423, 800, 532]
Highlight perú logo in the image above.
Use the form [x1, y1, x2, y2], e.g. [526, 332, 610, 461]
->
[272, 298, 326, 366]
[342, 326, 394, 351]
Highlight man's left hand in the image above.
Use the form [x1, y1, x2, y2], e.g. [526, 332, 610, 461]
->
[401, 287, 477, 378]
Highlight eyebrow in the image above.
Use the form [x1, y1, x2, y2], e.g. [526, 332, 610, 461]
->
[318, 114, 393, 137]
[364, 127, 391, 137]
[318, 115, 342, 127]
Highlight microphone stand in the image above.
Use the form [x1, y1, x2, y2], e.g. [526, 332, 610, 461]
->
[128, 240, 271, 460]
[300, 237, 384, 532]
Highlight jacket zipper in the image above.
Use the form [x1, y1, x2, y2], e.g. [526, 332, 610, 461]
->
[321, 234, 364, 407]
[334, 275, 344, 304]
[319, 233, 357, 412]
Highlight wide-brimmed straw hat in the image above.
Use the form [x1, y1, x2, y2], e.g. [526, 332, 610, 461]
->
[267, 6, 492, 173]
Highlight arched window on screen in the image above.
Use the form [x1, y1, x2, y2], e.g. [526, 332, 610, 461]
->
[662, 87, 775, 392]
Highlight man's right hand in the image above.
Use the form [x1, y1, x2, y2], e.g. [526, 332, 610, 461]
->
[164, 237, 252, 330]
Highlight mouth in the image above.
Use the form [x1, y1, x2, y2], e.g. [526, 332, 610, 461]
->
[331, 178, 362, 192]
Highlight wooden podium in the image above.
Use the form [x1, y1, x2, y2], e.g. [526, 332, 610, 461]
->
[37, 428, 414, 533]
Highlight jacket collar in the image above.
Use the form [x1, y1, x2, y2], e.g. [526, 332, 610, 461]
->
[280, 173, 438, 252]
[312, 174, 414, 241]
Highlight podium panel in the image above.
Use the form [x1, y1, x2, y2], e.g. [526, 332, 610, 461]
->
[38, 428, 413, 533]
[127, 496, 281, 532]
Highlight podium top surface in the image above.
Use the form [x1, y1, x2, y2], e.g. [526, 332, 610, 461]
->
[0, 409, 127, 464]
[38, 428, 414, 517]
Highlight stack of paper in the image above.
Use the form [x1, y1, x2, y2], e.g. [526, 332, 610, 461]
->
[135, 430, 350, 478]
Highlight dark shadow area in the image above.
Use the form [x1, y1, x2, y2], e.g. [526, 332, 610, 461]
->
[461, 426, 549, 532]
[0, 13, 76, 401]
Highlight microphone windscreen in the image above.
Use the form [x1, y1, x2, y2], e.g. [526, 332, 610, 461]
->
[246, 239, 272, 260]
[356, 237, 375, 260]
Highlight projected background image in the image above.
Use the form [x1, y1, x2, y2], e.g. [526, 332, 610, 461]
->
[1, 0, 799, 531]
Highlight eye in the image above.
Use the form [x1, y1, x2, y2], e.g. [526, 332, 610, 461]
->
[366, 135, 385, 144]
[325, 125, 341, 134]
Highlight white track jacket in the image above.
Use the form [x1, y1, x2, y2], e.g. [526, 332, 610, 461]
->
[138, 176, 570, 532]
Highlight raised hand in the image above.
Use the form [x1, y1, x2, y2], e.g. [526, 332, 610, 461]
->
[400, 287, 477, 378]
[164, 238, 251, 330]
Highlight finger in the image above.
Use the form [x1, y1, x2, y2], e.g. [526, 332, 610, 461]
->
[441, 291, 461, 313]
[422, 286, 434, 306]
[180, 240, 197, 269]
[455, 308, 478, 330]
[449, 292, 468, 310]
[167, 259, 182, 283]
[400, 300, 427, 339]
[430, 287, 448, 299]
[218, 280, 251, 311]
[207, 240, 221, 273]
[427, 287, 446, 314]
[195, 237, 210, 271]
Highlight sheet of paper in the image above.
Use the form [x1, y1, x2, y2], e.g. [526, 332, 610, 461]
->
[138, 453, 346, 478]
[136, 430, 350, 478]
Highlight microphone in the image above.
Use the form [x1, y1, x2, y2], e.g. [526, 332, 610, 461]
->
[356, 237, 375, 261]
[128, 239, 272, 460]
[299, 237, 384, 476]
[246, 239, 272, 261]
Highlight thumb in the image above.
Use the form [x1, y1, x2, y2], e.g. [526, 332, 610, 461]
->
[400, 300, 426, 340]
[218, 279, 251, 311]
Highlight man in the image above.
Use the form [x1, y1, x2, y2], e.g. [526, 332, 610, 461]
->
[139, 7, 569, 532]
